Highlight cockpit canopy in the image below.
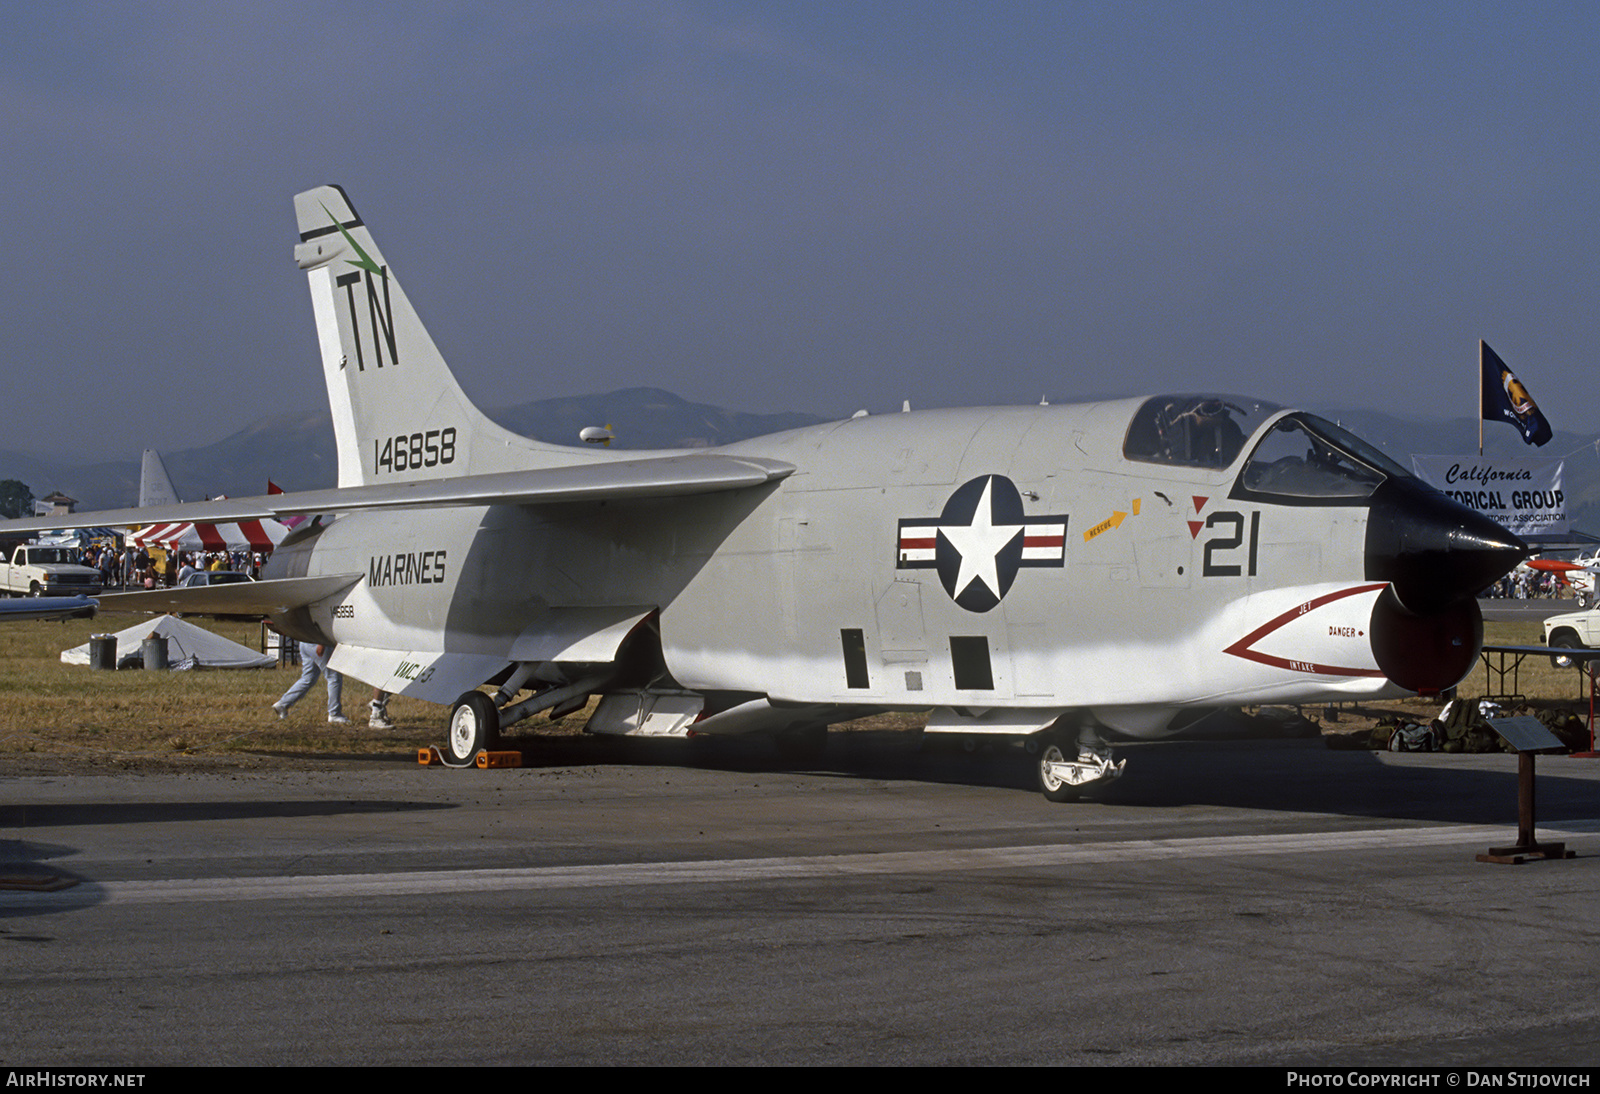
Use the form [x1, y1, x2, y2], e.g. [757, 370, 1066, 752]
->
[1124, 394, 1417, 505]
[1123, 395, 1283, 470]
[1233, 412, 1412, 504]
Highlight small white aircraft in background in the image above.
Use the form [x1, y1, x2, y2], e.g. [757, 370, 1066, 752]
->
[0, 186, 1527, 799]
[1524, 552, 1600, 607]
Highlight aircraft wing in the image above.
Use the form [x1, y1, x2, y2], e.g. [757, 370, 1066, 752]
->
[0, 596, 99, 622]
[94, 574, 364, 616]
[0, 453, 795, 534]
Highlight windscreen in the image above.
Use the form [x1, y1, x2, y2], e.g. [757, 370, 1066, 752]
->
[1234, 413, 1411, 503]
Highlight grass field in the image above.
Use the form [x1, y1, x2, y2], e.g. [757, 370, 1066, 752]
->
[0, 613, 1589, 772]
[0, 616, 482, 768]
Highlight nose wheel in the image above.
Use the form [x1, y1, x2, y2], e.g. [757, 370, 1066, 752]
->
[1036, 735, 1125, 802]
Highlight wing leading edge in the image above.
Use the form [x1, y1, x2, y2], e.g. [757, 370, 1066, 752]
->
[0, 453, 795, 535]
[94, 574, 365, 617]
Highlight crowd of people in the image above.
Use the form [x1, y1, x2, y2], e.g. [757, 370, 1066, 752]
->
[76, 543, 268, 590]
[1484, 570, 1566, 599]
[59, 538, 399, 730]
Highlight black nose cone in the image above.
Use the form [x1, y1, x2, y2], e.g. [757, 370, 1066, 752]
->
[1366, 478, 1528, 615]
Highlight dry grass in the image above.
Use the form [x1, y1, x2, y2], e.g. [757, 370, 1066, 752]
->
[1476, 619, 1591, 705]
[0, 613, 1587, 773]
[0, 616, 582, 770]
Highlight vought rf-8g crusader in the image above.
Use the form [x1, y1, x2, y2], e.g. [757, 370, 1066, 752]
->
[2, 186, 1526, 800]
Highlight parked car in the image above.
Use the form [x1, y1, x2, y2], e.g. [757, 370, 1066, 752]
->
[179, 570, 256, 588]
[0, 545, 104, 597]
[1543, 604, 1600, 670]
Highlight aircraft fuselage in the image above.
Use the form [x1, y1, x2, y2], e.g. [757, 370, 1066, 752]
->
[274, 397, 1497, 740]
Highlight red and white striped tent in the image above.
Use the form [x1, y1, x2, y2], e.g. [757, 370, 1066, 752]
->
[127, 518, 287, 553]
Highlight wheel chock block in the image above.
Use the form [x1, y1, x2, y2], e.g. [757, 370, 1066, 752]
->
[476, 750, 522, 768]
[419, 746, 445, 765]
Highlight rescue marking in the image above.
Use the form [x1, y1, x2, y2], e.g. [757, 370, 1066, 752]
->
[1081, 498, 1141, 543]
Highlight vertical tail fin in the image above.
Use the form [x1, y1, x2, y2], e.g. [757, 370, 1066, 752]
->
[292, 186, 582, 486]
[139, 449, 181, 507]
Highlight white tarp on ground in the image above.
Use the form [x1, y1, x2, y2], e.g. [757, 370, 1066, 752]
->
[61, 614, 275, 669]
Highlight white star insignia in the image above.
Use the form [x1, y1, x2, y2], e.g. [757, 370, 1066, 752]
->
[939, 478, 1022, 602]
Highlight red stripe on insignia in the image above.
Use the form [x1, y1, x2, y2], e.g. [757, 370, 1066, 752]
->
[1023, 535, 1063, 548]
[900, 537, 937, 550]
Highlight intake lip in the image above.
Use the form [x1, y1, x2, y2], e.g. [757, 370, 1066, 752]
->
[1365, 477, 1528, 615]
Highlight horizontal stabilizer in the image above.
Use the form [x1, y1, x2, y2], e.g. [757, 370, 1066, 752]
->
[94, 574, 363, 617]
[0, 454, 794, 535]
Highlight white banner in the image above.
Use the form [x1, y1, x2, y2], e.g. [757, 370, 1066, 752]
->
[1410, 455, 1565, 536]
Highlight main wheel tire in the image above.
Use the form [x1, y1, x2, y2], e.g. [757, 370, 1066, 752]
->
[445, 691, 500, 764]
[1579, 593, 1591, 609]
[1037, 741, 1081, 803]
[1550, 634, 1586, 671]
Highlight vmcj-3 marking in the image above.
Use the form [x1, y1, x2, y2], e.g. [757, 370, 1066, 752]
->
[1, 186, 1527, 799]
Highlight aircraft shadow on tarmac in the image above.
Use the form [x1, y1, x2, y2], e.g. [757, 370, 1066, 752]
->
[0, 798, 452, 830]
[485, 726, 1596, 828]
[3, 731, 1591, 920]
[0, 799, 454, 917]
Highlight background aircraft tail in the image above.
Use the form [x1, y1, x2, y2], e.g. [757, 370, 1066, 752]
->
[139, 449, 181, 507]
[292, 185, 593, 486]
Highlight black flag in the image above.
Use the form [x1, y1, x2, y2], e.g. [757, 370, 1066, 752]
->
[1481, 341, 1552, 447]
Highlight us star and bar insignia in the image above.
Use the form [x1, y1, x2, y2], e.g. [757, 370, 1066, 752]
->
[896, 475, 1069, 612]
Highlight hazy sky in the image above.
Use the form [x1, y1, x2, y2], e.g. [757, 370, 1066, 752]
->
[4, 2, 1597, 458]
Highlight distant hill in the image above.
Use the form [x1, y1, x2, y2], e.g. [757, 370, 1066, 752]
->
[488, 387, 825, 453]
[4, 390, 1596, 534]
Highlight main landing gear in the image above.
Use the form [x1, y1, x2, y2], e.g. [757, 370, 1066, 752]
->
[446, 691, 501, 765]
[442, 667, 615, 766]
[1035, 729, 1125, 802]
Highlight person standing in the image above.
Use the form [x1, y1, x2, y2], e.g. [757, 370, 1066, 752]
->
[369, 688, 394, 729]
[273, 641, 347, 724]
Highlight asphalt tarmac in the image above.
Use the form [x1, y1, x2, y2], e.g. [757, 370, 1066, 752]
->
[3, 731, 1598, 1066]
[1480, 597, 1577, 623]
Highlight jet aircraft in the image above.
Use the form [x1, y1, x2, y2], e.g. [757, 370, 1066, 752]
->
[0, 186, 1528, 799]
